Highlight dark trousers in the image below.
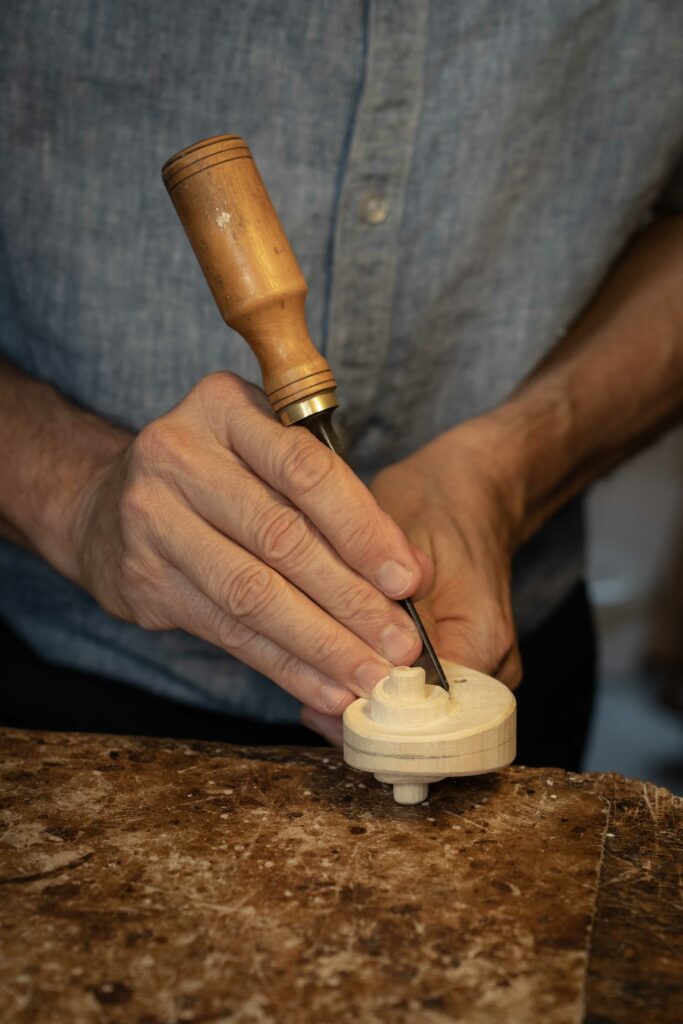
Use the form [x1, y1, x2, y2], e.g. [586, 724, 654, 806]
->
[0, 584, 596, 770]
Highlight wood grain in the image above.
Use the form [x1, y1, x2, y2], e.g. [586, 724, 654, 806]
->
[4, 729, 677, 1022]
[585, 775, 683, 1023]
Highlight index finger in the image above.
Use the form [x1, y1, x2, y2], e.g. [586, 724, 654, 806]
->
[206, 376, 426, 600]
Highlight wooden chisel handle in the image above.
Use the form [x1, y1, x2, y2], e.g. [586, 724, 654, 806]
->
[162, 135, 337, 426]
[162, 135, 451, 694]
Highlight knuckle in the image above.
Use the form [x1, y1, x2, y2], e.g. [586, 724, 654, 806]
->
[118, 482, 151, 534]
[195, 370, 240, 401]
[253, 502, 312, 566]
[278, 431, 337, 498]
[336, 581, 382, 624]
[269, 647, 301, 687]
[134, 418, 178, 466]
[118, 549, 158, 591]
[118, 550, 143, 586]
[305, 627, 344, 669]
[210, 610, 253, 653]
[194, 371, 260, 417]
[338, 509, 382, 561]
[223, 562, 277, 620]
[193, 372, 267, 442]
[133, 418, 195, 481]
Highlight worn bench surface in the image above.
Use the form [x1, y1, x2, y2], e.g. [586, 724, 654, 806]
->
[0, 728, 680, 1024]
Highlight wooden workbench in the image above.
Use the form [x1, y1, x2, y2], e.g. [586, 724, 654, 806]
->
[0, 728, 680, 1023]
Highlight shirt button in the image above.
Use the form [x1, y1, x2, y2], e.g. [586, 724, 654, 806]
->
[359, 193, 390, 225]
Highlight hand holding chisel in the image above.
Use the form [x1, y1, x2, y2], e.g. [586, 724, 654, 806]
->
[162, 135, 450, 700]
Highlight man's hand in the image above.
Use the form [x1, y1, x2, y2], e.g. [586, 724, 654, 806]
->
[303, 216, 683, 743]
[369, 425, 523, 687]
[63, 372, 430, 714]
[301, 418, 522, 744]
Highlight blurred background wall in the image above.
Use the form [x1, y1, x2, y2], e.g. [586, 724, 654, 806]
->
[583, 423, 683, 794]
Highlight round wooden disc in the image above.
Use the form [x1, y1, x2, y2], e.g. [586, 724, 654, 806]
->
[343, 660, 516, 782]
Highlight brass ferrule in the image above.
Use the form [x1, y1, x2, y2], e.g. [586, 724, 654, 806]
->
[277, 389, 339, 426]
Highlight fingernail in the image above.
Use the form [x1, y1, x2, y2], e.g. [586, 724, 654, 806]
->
[380, 623, 419, 664]
[355, 660, 390, 694]
[320, 682, 352, 713]
[374, 560, 413, 597]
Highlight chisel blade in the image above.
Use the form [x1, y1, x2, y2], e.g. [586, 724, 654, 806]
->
[303, 407, 451, 695]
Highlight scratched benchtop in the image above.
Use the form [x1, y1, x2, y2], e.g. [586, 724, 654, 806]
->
[0, 728, 680, 1023]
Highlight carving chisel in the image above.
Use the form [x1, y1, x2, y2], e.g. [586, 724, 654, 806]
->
[162, 135, 450, 693]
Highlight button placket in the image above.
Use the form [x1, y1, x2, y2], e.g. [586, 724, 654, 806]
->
[324, 0, 430, 451]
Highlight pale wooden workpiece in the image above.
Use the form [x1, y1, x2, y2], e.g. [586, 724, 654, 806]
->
[343, 660, 516, 804]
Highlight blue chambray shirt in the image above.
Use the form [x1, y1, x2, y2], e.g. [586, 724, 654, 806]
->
[1, 1, 683, 721]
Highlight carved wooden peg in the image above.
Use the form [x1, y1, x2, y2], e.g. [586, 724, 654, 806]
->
[343, 660, 516, 805]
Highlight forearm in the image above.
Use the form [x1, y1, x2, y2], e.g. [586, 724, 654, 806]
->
[503, 215, 683, 540]
[0, 358, 131, 577]
[451, 216, 683, 546]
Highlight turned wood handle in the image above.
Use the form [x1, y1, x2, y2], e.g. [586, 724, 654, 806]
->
[162, 135, 336, 422]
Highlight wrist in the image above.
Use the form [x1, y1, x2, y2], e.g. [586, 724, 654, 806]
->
[43, 408, 132, 583]
[0, 368, 132, 581]
[411, 412, 531, 553]
[479, 394, 566, 545]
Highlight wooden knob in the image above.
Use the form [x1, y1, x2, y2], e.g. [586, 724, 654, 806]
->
[162, 135, 337, 423]
[343, 660, 517, 805]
